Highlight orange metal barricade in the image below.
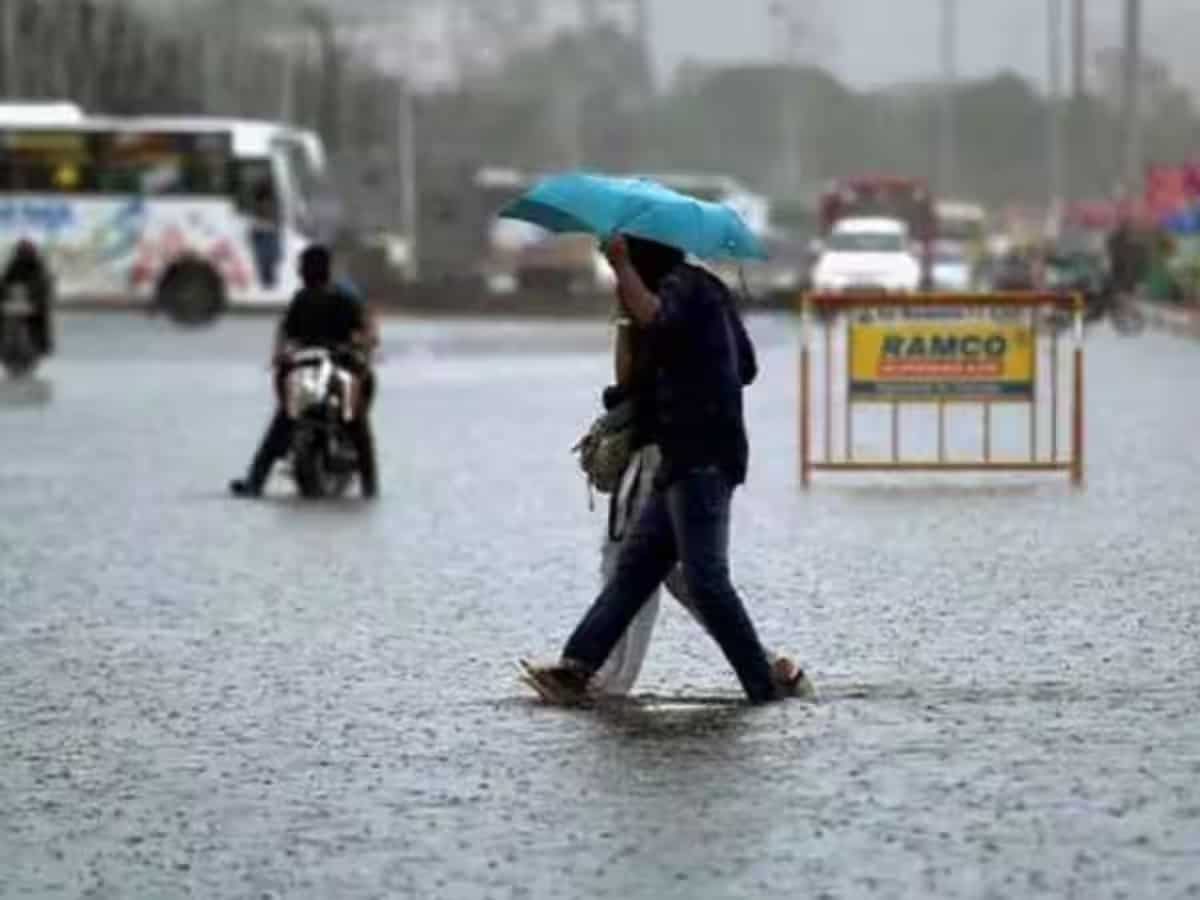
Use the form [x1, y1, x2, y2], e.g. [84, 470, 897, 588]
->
[798, 292, 1085, 486]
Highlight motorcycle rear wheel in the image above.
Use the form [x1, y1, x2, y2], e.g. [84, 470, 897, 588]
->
[2, 321, 38, 378]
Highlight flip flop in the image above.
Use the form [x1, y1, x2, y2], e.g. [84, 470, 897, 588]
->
[516, 660, 558, 703]
[517, 658, 593, 707]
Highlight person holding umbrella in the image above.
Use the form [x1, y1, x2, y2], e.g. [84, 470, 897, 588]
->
[588, 239, 809, 700]
[505, 173, 810, 704]
[528, 232, 802, 703]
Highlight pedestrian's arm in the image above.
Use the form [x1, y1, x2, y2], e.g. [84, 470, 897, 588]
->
[605, 237, 660, 327]
[614, 306, 637, 386]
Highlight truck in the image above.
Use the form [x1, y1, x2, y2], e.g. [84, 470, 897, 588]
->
[818, 175, 936, 289]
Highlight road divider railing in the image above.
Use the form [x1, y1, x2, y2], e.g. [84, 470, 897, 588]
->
[798, 291, 1085, 486]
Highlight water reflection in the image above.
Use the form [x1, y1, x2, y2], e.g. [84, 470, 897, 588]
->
[0, 377, 53, 408]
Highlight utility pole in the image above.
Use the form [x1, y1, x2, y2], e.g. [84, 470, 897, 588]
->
[1120, 0, 1142, 198]
[1070, 0, 1086, 99]
[2, 0, 18, 97]
[1048, 0, 1065, 230]
[398, 75, 418, 281]
[552, 76, 584, 167]
[631, 0, 653, 94]
[279, 46, 296, 123]
[226, 0, 245, 115]
[302, 6, 341, 153]
[770, 1, 804, 197]
[938, 0, 958, 199]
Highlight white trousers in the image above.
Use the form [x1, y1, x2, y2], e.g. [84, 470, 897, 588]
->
[592, 445, 700, 695]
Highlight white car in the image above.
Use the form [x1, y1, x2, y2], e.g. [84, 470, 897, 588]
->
[811, 217, 922, 293]
[932, 249, 973, 292]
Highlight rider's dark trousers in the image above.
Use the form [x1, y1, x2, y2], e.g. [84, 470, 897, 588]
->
[244, 370, 377, 494]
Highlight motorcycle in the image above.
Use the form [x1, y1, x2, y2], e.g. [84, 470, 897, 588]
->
[282, 346, 365, 499]
[1106, 289, 1147, 336]
[1043, 253, 1145, 336]
[1, 283, 41, 378]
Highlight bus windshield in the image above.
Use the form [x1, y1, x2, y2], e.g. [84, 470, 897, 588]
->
[937, 218, 984, 243]
[827, 231, 907, 253]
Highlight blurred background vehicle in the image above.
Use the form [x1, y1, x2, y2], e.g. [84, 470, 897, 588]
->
[810, 216, 922, 293]
[0, 101, 328, 325]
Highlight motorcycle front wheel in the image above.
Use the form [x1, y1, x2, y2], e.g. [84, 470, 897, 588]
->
[1, 321, 39, 378]
[293, 429, 355, 499]
[293, 430, 332, 499]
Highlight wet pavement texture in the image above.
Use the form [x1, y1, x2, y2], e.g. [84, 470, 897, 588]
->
[1, 312, 1199, 899]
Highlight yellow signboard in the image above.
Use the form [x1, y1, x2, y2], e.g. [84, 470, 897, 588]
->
[849, 320, 1035, 402]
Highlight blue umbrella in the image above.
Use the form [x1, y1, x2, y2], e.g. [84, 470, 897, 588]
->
[499, 171, 768, 261]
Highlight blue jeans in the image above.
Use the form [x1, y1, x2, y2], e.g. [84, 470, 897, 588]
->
[250, 228, 282, 289]
[562, 466, 777, 703]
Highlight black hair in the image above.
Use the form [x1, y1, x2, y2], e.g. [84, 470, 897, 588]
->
[625, 235, 684, 292]
[299, 244, 332, 287]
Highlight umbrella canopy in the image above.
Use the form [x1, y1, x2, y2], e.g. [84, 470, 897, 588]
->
[499, 171, 768, 261]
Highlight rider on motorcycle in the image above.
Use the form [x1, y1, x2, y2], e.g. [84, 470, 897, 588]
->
[1, 239, 54, 356]
[230, 244, 379, 498]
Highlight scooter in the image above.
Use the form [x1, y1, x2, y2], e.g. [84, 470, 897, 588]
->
[1, 283, 41, 378]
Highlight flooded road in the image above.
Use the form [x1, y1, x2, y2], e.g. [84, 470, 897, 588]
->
[1, 312, 1199, 899]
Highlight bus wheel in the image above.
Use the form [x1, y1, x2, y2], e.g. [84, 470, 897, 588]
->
[156, 260, 226, 327]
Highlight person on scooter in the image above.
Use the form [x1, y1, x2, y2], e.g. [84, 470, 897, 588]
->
[1, 240, 55, 356]
[230, 245, 379, 499]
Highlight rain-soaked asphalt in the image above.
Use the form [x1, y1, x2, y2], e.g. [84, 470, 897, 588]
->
[1, 311, 1199, 899]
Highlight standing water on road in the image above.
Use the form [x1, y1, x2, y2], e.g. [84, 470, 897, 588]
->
[1, 313, 1198, 898]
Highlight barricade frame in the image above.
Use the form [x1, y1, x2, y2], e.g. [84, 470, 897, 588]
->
[798, 291, 1085, 486]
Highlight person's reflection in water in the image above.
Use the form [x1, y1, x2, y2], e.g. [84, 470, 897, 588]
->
[0, 378, 54, 408]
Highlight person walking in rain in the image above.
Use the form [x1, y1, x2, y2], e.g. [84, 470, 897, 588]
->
[586, 239, 807, 697]
[525, 235, 810, 704]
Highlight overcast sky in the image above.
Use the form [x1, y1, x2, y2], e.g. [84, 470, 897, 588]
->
[157, 0, 1200, 97]
[650, 0, 1200, 94]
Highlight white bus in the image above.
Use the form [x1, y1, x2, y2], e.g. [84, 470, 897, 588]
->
[0, 102, 327, 322]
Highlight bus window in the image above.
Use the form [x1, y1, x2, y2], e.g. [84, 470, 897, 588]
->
[0, 130, 93, 191]
[97, 132, 231, 196]
[0, 129, 234, 196]
[189, 146, 231, 195]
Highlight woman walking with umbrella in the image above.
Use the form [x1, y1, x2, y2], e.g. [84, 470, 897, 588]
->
[504, 171, 811, 704]
[588, 237, 807, 699]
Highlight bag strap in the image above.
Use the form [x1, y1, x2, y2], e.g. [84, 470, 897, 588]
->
[607, 449, 644, 542]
